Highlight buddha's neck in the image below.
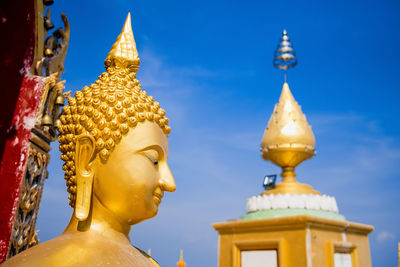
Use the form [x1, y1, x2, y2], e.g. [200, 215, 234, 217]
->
[63, 195, 131, 242]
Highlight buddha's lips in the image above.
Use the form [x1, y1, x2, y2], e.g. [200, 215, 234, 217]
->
[153, 191, 163, 203]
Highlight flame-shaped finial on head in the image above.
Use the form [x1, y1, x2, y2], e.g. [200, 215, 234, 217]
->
[177, 250, 186, 267]
[104, 12, 140, 71]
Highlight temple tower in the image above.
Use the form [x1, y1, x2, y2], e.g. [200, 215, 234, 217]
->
[213, 30, 373, 267]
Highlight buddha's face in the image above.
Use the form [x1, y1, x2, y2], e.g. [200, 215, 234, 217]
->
[93, 121, 175, 225]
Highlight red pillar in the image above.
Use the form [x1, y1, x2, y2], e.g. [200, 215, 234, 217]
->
[0, 1, 45, 262]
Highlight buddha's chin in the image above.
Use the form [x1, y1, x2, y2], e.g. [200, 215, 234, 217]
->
[150, 205, 159, 217]
[127, 212, 157, 225]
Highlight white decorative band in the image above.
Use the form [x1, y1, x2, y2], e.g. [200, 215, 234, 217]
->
[246, 193, 339, 214]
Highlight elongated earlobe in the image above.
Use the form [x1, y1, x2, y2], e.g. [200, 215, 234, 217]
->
[74, 134, 96, 221]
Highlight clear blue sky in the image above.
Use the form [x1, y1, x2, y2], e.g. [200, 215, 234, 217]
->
[37, 0, 400, 266]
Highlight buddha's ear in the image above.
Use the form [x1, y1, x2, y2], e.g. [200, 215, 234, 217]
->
[74, 134, 97, 221]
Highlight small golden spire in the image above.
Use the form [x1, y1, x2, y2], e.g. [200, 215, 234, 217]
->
[177, 250, 186, 267]
[261, 82, 318, 195]
[104, 12, 140, 70]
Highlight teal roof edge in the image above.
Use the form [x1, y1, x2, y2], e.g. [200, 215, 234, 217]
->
[240, 208, 346, 221]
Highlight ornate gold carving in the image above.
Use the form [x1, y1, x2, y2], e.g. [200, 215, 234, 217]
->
[44, 13, 69, 76]
[30, 134, 51, 153]
[58, 13, 171, 207]
[8, 144, 49, 258]
[35, 14, 70, 77]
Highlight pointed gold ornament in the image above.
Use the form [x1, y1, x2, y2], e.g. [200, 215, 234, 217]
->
[104, 12, 140, 71]
[261, 82, 318, 195]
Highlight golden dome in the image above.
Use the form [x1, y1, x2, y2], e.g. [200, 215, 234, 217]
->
[260, 82, 318, 195]
[261, 82, 315, 167]
[262, 82, 315, 150]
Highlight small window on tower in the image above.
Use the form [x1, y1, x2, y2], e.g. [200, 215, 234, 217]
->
[241, 250, 278, 267]
[334, 252, 352, 267]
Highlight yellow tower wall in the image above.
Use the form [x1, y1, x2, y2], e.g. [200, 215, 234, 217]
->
[213, 215, 373, 267]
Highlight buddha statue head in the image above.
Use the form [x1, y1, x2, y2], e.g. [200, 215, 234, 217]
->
[57, 13, 175, 225]
[0, 13, 173, 267]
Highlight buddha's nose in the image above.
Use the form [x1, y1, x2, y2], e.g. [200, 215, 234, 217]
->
[158, 163, 176, 192]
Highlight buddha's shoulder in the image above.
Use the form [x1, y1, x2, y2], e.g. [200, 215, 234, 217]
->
[134, 246, 161, 267]
[1, 234, 158, 267]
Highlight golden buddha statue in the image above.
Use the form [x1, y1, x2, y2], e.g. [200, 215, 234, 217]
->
[2, 13, 175, 267]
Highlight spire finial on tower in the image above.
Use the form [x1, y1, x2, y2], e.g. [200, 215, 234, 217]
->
[260, 83, 318, 195]
[273, 29, 297, 83]
[177, 250, 186, 267]
[104, 12, 140, 71]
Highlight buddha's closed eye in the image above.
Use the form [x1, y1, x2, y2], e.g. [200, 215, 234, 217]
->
[143, 150, 160, 165]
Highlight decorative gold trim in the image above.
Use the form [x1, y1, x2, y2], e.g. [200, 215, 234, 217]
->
[8, 143, 50, 257]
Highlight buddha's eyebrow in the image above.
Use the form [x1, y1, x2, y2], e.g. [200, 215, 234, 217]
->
[138, 144, 165, 158]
